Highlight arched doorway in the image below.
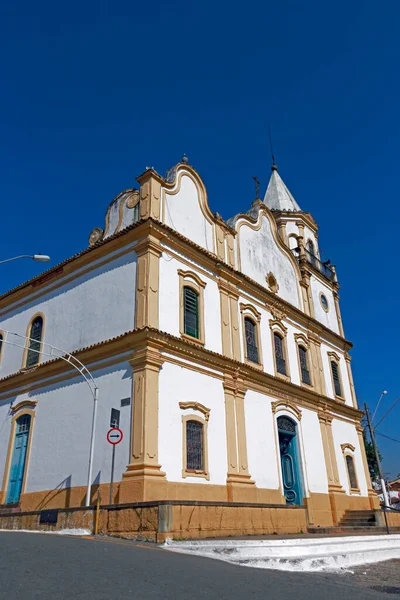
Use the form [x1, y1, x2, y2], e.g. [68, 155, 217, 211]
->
[277, 415, 303, 505]
[6, 414, 32, 504]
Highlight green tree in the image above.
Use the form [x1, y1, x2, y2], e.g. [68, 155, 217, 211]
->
[361, 418, 382, 483]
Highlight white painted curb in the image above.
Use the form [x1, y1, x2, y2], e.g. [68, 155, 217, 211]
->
[164, 534, 400, 572]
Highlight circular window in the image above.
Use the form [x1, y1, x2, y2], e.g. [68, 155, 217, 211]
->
[320, 294, 329, 312]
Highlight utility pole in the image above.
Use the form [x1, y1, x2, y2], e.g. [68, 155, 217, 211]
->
[364, 403, 390, 534]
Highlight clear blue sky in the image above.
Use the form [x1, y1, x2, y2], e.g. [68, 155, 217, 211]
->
[1, 1, 399, 477]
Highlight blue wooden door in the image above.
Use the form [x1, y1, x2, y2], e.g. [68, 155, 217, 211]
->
[277, 416, 303, 505]
[6, 415, 31, 504]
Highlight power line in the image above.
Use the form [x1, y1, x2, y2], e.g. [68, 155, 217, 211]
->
[376, 431, 400, 445]
[374, 396, 400, 429]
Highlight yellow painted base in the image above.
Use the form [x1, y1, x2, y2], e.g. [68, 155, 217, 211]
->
[7, 479, 381, 536]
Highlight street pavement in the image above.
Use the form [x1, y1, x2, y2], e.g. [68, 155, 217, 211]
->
[0, 532, 393, 599]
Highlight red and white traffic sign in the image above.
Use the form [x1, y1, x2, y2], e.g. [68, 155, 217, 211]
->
[107, 427, 123, 445]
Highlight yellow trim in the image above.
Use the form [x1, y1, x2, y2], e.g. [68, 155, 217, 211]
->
[266, 272, 279, 294]
[11, 400, 37, 414]
[319, 292, 330, 313]
[181, 414, 209, 480]
[179, 401, 210, 421]
[178, 270, 206, 346]
[0, 328, 363, 425]
[270, 320, 291, 381]
[344, 353, 358, 409]
[294, 335, 313, 389]
[0, 218, 353, 355]
[333, 290, 345, 337]
[135, 235, 162, 330]
[161, 165, 216, 255]
[22, 312, 46, 369]
[240, 303, 263, 369]
[223, 377, 254, 490]
[328, 353, 344, 401]
[0, 408, 36, 504]
[341, 445, 360, 494]
[123, 347, 166, 480]
[271, 400, 302, 421]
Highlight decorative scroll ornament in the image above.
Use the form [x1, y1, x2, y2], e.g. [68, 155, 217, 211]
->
[88, 227, 104, 247]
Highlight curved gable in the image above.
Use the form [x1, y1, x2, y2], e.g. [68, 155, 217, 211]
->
[236, 210, 301, 308]
[162, 166, 215, 253]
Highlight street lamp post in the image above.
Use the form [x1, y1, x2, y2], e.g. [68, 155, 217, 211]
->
[0, 254, 51, 265]
[372, 389, 388, 423]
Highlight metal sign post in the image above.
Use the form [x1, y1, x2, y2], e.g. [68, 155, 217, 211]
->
[107, 427, 123, 505]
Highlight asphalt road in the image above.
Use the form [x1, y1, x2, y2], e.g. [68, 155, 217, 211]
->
[0, 532, 391, 599]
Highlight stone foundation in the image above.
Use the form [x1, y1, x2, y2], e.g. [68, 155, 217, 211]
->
[0, 501, 306, 541]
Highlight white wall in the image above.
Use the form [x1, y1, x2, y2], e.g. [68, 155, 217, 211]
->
[310, 275, 339, 335]
[159, 250, 222, 354]
[331, 418, 368, 496]
[164, 173, 214, 253]
[300, 409, 329, 493]
[0, 360, 132, 497]
[0, 251, 137, 378]
[158, 362, 227, 485]
[237, 214, 301, 309]
[244, 390, 280, 490]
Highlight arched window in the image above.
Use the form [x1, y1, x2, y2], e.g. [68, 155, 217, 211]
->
[25, 316, 43, 368]
[186, 420, 204, 471]
[298, 346, 311, 385]
[330, 360, 342, 397]
[274, 332, 287, 376]
[307, 240, 315, 255]
[306, 240, 317, 267]
[345, 455, 358, 490]
[244, 317, 259, 364]
[183, 287, 199, 339]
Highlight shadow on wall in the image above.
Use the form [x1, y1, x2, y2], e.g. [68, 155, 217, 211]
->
[35, 475, 72, 510]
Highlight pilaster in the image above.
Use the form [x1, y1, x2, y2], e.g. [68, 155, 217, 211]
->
[121, 347, 166, 501]
[333, 289, 345, 337]
[309, 334, 326, 395]
[135, 235, 162, 329]
[223, 375, 254, 500]
[318, 411, 345, 524]
[344, 353, 357, 409]
[137, 168, 162, 220]
[218, 280, 241, 361]
[277, 221, 288, 246]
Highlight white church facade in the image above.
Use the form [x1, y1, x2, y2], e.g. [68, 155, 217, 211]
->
[0, 157, 378, 529]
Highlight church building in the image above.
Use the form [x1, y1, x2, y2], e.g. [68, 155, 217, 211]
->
[0, 156, 378, 532]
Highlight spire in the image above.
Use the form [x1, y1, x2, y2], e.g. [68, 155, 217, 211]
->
[263, 166, 301, 212]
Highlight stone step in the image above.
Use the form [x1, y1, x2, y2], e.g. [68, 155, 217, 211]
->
[309, 526, 389, 535]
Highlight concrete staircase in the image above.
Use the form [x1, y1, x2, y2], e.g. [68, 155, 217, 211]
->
[164, 534, 400, 571]
[339, 510, 377, 529]
[308, 510, 391, 535]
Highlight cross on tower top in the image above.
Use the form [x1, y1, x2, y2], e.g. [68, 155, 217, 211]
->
[252, 176, 260, 200]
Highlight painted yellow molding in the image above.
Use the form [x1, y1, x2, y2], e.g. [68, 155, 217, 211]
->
[179, 401, 210, 421]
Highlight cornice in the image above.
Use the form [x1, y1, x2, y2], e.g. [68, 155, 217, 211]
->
[0, 327, 362, 424]
[0, 216, 353, 352]
[148, 220, 353, 351]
